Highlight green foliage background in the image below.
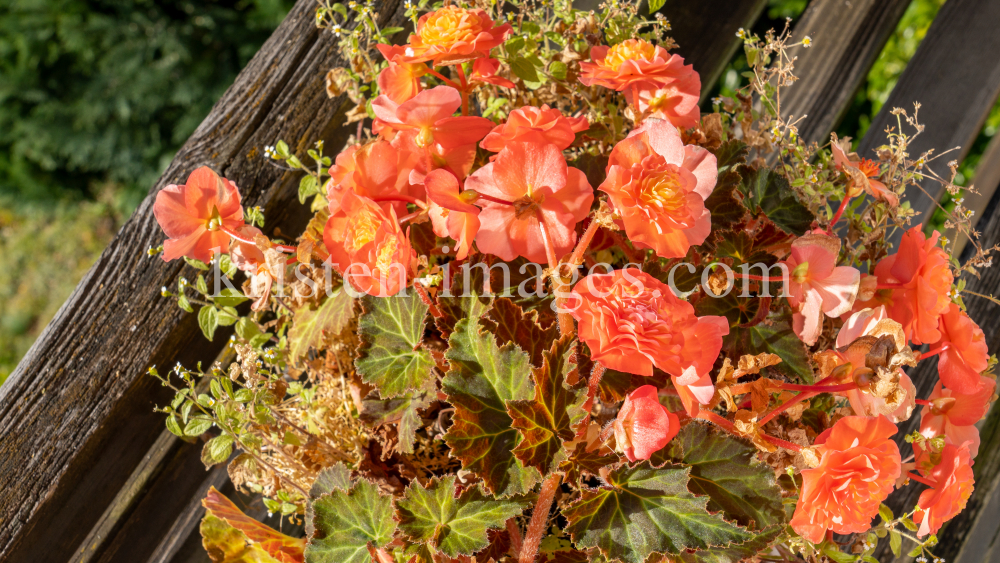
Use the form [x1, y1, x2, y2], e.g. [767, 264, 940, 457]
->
[0, 0, 294, 381]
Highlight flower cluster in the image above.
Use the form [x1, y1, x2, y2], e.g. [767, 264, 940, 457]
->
[148, 4, 996, 563]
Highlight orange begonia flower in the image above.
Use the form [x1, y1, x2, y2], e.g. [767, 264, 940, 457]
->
[613, 385, 680, 461]
[580, 39, 697, 93]
[790, 416, 901, 544]
[913, 442, 975, 537]
[569, 268, 728, 416]
[921, 377, 995, 458]
[424, 169, 480, 260]
[375, 55, 427, 105]
[599, 119, 717, 259]
[388, 6, 511, 66]
[860, 226, 954, 345]
[372, 86, 493, 149]
[154, 166, 244, 263]
[936, 302, 990, 394]
[469, 57, 516, 89]
[327, 140, 413, 215]
[784, 233, 860, 346]
[323, 189, 414, 297]
[831, 134, 898, 207]
[480, 104, 589, 153]
[623, 74, 701, 129]
[465, 142, 593, 264]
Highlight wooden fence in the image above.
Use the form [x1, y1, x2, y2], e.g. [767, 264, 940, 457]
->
[2, 0, 1000, 561]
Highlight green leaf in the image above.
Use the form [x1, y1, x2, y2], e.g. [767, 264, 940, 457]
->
[889, 530, 902, 555]
[559, 442, 620, 486]
[480, 297, 558, 368]
[165, 414, 184, 437]
[355, 292, 433, 397]
[482, 97, 508, 119]
[288, 289, 355, 366]
[563, 462, 754, 563]
[713, 140, 749, 176]
[549, 61, 568, 80]
[219, 254, 238, 278]
[505, 36, 525, 56]
[724, 320, 813, 383]
[657, 422, 785, 530]
[184, 416, 213, 437]
[177, 292, 194, 313]
[878, 503, 894, 523]
[507, 336, 585, 473]
[202, 434, 234, 467]
[298, 174, 320, 204]
[823, 544, 856, 563]
[184, 256, 211, 270]
[236, 317, 261, 341]
[510, 56, 540, 83]
[648, 0, 666, 14]
[704, 170, 749, 234]
[736, 166, 814, 235]
[359, 389, 433, 454]
[196, 274, 209, 294]
[443, 313, 541, 496]
[396, 476, 527, 557]
[198, 306, 219, 341]
[306, 480, 396, 563]
[215, 288, 249, 307]
[310, 463, 354, 499]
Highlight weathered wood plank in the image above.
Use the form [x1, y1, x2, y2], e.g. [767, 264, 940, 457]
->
[950, 131, 1000, 257]
[856, 0, 1000, 238]
[657, 0, 768, 101]
[780, 0, 910, 148]
[0, 0, 404, 561]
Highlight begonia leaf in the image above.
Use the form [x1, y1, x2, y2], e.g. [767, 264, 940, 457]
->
[201, 515, 283, 563]
[355, 292, 434, 397]
[724, 320, 813, 383]
[735, 165, 813, 235]
[481, 297, 558, 368]
[678, 525, 783, 563]
[201, 487, 305, 563]
[288, 288, 354, 366]
[360, 388, 434, 454]
[305, 479, 396, 563]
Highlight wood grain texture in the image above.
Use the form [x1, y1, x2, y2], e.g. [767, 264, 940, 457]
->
[874, 174, 1000, 563]
[657, 0, 768, 101]
[781, 0, 910, 147]
[0, 0, 403, 561]
[856, 0, 1000, 238]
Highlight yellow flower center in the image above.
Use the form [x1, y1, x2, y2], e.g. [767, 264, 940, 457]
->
[375, 237, 398, 273]
[419, 6, 485, 47]
[604, 39, 657, 71]
[792, 261, 810, 284]
[639, 169, 684, 211]
[349, 208, 379, 251]
[204, 205, 222, 231]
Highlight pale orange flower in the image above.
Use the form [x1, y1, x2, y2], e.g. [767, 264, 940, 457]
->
[599, 119, 717, 259]
[326, 140, 413, 215]
[154, 166, 244, 262]
[784, 233, 860, 346]
[580, 40, 697, 93]
[920, 377, 995, 458]
[936, 303, 990, 394]
[480, 105, 589, 153]
[913, 442, 975, 537]
[424, 169, 480, 260]
[623, 74, 700, 129]
[569, 268, 728, 416]
[860, 226, 954, 345]
[375, 49, 427, 104]
[790, 416, 901, 543]
[388, 6, 511, 66]
[613, 385, 680, 461]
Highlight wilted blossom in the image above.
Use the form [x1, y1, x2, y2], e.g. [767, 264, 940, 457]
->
[600, 119, 717, 259]
[784, 232, 860, 345]
[920, 377, 996, 458]
[569, 268, 728, 416]
[831, 133, 898, 207]
[912, 442, 975, 537]
[790, 416, 901, 543]
[613, 385, 680, 461]
[466, 142, 592, 263]
[154, 166, 244, 263]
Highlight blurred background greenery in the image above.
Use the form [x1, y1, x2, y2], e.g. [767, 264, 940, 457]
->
[0, 0, 988, 382]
